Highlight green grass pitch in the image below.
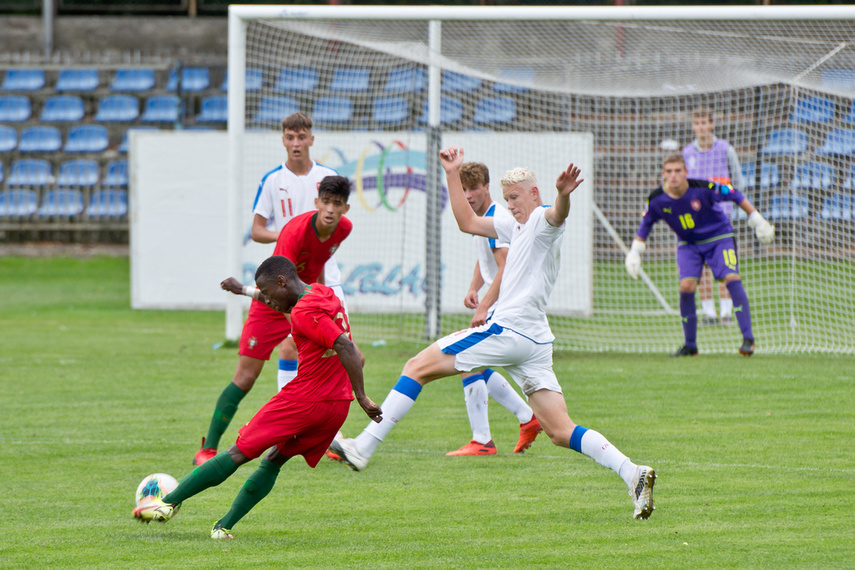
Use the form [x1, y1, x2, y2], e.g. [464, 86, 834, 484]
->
[0, 256, 852, 568]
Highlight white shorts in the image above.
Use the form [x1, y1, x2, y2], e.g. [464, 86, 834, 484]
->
[436, 322, 562, 396]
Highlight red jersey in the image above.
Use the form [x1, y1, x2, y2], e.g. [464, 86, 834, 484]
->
[273, 210, 352, 284]
[251, 210, 352, 320]
[280, 283, 354, 402]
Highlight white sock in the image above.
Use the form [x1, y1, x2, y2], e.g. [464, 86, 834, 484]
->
[571, 425, 636, 488]
[701, 298, 717, 318]
[356, 376, 422, 458]
[720, 298, 733, 318]
[277, 359, 298, 391]
[484, 368, 532, 424]
[462, 375, 491, 444]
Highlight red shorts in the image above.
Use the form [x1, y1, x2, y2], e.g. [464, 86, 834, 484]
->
[235, 395, 350, 467]
[239, 300, 291, 359]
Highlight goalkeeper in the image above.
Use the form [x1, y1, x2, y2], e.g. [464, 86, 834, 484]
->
[625, 153, 774, 357]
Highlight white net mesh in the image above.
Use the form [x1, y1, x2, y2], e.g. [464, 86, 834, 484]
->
[236, 10, 855, 354]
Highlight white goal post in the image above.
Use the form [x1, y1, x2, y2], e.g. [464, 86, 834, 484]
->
[227, 5, 855, 354]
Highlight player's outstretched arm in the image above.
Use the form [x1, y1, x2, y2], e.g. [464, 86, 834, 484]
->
[221, 277, 265, 301]
[440, 146, 497, 239]
[545, 163, 584, 227]
[334, 334, 382, 423]
[740, 198, 775, 245]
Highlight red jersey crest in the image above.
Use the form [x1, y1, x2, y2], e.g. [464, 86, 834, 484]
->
[691, 199, 701, 211]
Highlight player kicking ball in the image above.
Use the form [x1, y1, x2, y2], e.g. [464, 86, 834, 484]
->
[624, 153, 774, 356]
[133, 256, 382, 539]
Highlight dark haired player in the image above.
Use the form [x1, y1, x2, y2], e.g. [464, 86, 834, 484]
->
[134, 255, 382, 539]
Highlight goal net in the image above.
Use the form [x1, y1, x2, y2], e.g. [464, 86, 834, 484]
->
[227, 5, 855, 355]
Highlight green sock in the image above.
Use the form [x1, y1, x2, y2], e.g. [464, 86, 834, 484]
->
[217, 458, 283, 530]
[163, 452, 239, 505]
[204, 382, 247, 449]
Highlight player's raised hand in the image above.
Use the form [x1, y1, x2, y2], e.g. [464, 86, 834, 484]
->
[555, 163, 584, 197]
[357, 395, 383, 423]
[439, 146, 464, 172]
[220, 277, 243, 295]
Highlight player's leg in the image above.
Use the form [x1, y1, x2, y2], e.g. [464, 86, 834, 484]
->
[446, 371, 496, 456]
[277, 337, 298, 390]
[213, 447, 291, 538]
[699, 266, 718, 324]
[719, 281, 733, 323]
[481, 368, 541, 453]
[673, 244, 702, 356]
[194, 355, 265, 465]
[333, 343, 460, 469]
[707, 238, 754, 354]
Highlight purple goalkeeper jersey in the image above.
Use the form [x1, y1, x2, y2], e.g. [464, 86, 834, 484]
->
[636, 179, 746, 244]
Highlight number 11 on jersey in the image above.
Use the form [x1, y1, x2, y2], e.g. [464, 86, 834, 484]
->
[281, 198, 293, 217]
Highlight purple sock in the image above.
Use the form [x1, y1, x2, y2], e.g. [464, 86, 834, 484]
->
[680, 292, 697, 348]
[726, 280, 753, 340]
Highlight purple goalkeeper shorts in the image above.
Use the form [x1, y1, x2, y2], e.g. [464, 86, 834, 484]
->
[677, 236, 740, 281]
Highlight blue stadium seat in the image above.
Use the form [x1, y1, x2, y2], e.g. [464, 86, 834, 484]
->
[820, 193, 853, 222]
[118, 127, 159, 153]
[167, 67, 211, 92]
[110, 69, 156, 92]
[0, 125, 17, 152]
[792, 161, 834, 191]
[822, 69, 855, 91]
[253, 96, 299, 123]
[474, 96, 516, 126]
[57, 159, 100, 187]
[767, 192, 810, 221]
[18, 125, 62, 153]
[493, 67, 534, 93]
[95, 94, 140, 122]
[221, 68, 263, 92]
[39, 95, 85, 122]
[196, 95, 228, 123]
[384, 67, 426, 93]
[64, 125, 109, 153]
[1, 69, 45, 91]
[273, 67, 318, 92]
[140, 95, 181, 122]
[791, 96, 835, 124]
[420, 96, 464, 125]
[762, 128, 809, 156]
[8, 159, 53, 187]
[741, 162, 780, 190]
[816, 129, 855, 156]
[329, 67, 370, 92]
[37, 189, 84, 218]
[0, 95, 32, 122]
[442, 71, 481, 93]
[312, 96, 353, 123]
[104, 160, 129, 188]
[87, 189, 128, 218]
[56, 69, 99, 92]
[0, 189, 38, 218]
[373, 96, 409, 125]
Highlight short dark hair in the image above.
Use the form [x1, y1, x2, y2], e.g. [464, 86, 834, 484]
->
[662, 153, 686, 168]
[281, 112, 313, 132]
[318, 175, 351, 202]
[459, 162, 490, 189]
[256, 255, 297, 283]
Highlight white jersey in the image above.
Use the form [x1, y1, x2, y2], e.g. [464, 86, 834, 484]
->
[252, 160, 342, 285]
[473, 203, 511, 288]
[489, 205, 565, 344]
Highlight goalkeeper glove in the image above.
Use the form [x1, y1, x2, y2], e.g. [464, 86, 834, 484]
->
[747, 211, 775, 245]
[625, 239, 646, 280]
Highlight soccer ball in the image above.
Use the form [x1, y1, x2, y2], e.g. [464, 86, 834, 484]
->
[135, 473, 182, 514]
